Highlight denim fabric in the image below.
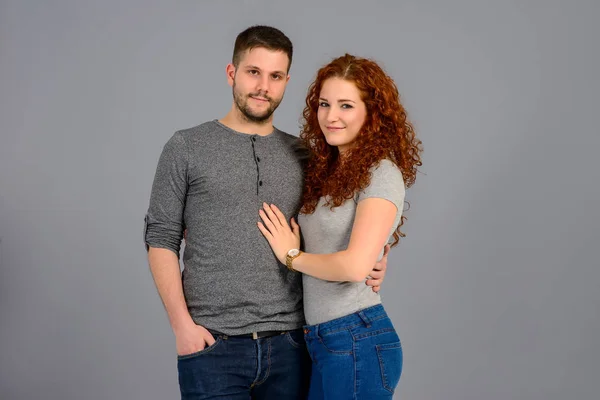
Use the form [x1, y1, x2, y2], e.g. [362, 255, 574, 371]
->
[303, 304, 402, 399]
[177, 329, 311, 399]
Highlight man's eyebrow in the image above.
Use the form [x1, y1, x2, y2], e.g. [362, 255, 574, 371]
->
[245, 65, 286, 75]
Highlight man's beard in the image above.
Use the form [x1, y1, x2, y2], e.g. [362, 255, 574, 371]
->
[232, 82, 282, 123]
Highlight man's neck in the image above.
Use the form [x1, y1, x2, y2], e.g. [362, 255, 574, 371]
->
[219, 106, 274, 136]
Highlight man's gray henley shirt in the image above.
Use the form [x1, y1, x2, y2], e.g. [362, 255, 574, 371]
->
[144, 120, 305, 335]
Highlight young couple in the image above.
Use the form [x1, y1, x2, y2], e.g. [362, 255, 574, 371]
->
[144, 25, 423, 399]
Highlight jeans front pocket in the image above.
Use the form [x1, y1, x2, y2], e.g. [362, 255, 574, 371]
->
[285, 330, 305, 348]
[177, 337, 223, 361]
[319, 328, 353, 354]
[376, 341, 402, 393]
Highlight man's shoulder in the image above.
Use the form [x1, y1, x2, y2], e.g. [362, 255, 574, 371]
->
[168, 120, 233, 152]
[175, 120, 221, 138]
[274, 128, 301, 144]
[274, 128, 304, 151]
[273, 129, 309, 164]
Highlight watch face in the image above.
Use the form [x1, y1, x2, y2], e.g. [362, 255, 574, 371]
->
[288, 249, 300, 257]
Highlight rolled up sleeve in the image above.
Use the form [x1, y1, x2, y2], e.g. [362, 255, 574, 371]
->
[144, 131, 188, 257]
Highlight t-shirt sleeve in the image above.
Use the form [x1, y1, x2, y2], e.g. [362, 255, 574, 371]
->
[143, 131, 189, 257]
[357, 159, 406, 213]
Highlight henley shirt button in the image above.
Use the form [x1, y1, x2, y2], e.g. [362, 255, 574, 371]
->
[257, 157, 261, 162]
[259, 181, 263, 186]
[252, 137, 256, 142]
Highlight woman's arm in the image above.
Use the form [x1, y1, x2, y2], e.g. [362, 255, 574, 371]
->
[258, 198, 397, 282]
[292, 198, 398, 282]
[257, 160, 405, 283]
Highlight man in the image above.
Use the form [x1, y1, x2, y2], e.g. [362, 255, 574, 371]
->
[144, 25, 388, 399]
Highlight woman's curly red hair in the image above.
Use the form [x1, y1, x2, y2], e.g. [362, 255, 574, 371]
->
[300, 54, 423, 246]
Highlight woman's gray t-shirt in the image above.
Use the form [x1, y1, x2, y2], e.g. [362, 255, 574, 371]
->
[298, 159, 406, 325]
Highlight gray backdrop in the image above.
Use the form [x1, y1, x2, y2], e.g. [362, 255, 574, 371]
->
[1, 0, 598, 399]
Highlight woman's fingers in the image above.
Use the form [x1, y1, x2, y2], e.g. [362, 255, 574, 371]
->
[259, 209, 278, 233]
[290, 217, 300, 236]
[269, 204, 289, 228]
[262, 203, 282, 230]
[257, 221, 273, 241]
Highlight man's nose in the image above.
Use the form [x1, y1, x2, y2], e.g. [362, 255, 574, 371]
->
[256, 75, 270, 94]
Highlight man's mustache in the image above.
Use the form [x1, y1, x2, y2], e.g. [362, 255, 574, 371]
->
[248, 92, 273, 102]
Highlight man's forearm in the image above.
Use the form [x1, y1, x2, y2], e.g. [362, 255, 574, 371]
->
[148, 247, 194, 332]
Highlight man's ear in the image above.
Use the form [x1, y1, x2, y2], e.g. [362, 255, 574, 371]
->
[226, 63, 236, 87]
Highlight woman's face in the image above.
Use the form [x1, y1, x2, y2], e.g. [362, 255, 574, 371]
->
[317, 78, 367, 153]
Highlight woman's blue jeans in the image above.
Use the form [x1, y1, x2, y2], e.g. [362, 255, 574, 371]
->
[303, 304, 403, 399]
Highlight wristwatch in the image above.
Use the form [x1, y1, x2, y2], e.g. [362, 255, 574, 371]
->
[285, 249, 303, 271]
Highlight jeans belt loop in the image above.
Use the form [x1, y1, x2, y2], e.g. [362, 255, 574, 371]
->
[358, 310, 372, 328]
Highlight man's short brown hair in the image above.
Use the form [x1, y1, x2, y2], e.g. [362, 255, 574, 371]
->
[232, 25, 293, 72]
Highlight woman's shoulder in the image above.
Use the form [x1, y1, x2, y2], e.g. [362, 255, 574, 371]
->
[356, 158, 406, 206]
[370, 159, 405, 186]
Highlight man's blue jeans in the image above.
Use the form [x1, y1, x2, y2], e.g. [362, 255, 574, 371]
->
[177, 328, 311, 399]
[304, 304, 403, 399]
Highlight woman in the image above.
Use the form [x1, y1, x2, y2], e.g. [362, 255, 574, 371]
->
[257, 54, 423, 399]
